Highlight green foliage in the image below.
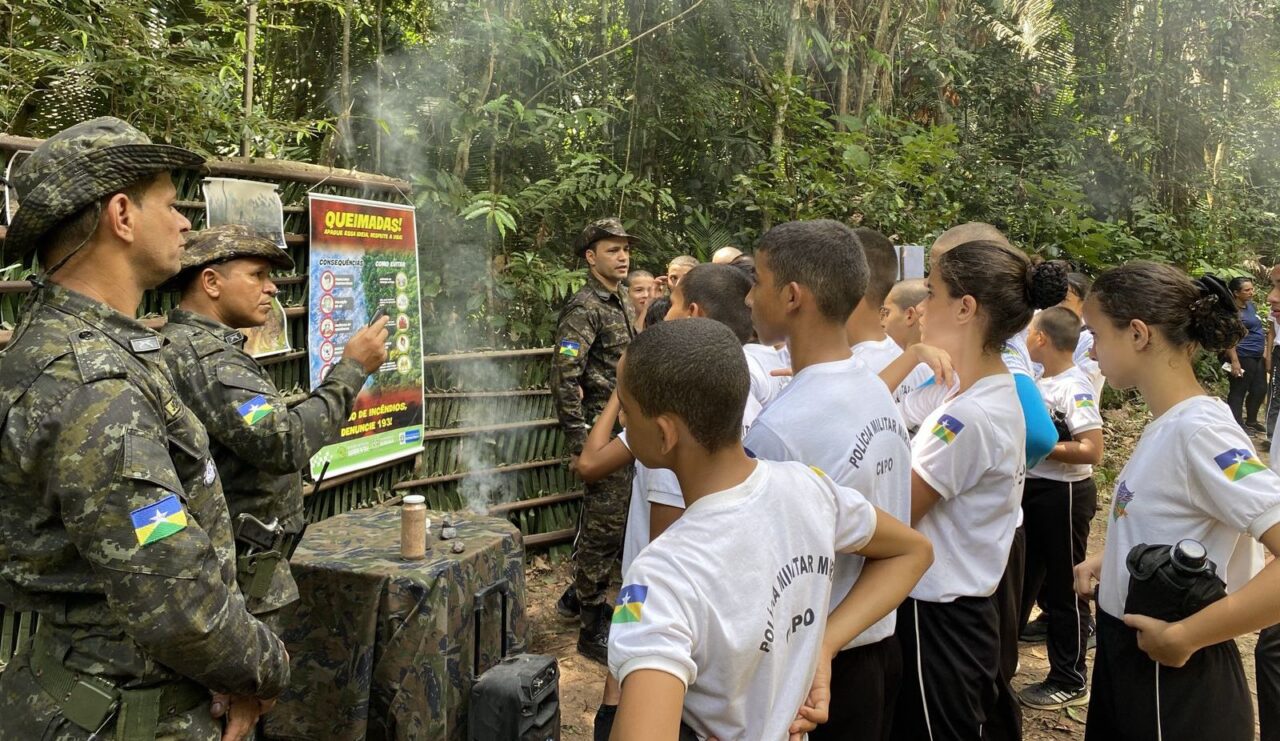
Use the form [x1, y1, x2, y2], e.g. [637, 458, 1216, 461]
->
[6, 0, 1280, 349]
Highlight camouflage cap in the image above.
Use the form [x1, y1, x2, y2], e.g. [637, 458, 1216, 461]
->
[162, 224, 295, 291]
[2, 116, 205, 264]
[574, 217, 637, 256]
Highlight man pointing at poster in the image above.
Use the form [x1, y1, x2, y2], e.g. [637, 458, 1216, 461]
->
[160, 224, 389, 632]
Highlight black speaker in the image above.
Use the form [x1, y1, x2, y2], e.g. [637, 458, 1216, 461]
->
[468, 579, 560, 741]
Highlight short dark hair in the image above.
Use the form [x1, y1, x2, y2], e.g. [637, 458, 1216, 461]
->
[934, 241, 1068, 353]
[1092, 261, 1245, 352]
[853, 227, 898, 307]
[621, 317, 748, 451]
[755, 219, 868, 323]
[1229, 276, 1254, 293]
[728, 253, 756, 283]
[644, 296, 671, 329]
[39, 173, 159, 266]
[887, 279, 927, 310]
[678, 264, 753, 343]
[1033, 306, 1081, 352]
[1067, 272, 1091, 301]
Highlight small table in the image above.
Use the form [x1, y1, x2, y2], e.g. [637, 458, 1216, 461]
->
[264, 506, 528, 741]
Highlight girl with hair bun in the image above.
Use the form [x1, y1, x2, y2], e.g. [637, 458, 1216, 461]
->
[1075, 261, 1280, 741]
[890, 240, 1067, 740]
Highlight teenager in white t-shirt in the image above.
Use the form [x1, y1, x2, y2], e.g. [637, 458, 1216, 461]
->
[1017, 307, 1104, 709]
[744, 222, 914, 741]
[889, 239, 1068, 741]
[574, 264, 765, 735]
[606, 317, 933, 741]
[881, 280, 935, 413]
[1074, 263, 1280, 741]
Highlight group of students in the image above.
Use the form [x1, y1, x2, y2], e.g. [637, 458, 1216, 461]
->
[569, 217, 1280, 741]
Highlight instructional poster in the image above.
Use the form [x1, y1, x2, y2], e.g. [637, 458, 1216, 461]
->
[307, 193, 424, 478]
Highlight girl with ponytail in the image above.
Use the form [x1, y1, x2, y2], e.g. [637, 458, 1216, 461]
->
[890, 241, 1067, 740]
[1075, 261, 1280, 741]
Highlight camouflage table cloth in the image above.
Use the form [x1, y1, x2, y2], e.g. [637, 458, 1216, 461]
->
[263, 506, 527, 741]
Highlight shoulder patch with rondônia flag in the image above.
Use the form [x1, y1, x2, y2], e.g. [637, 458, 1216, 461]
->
[130, 494, 188, 546]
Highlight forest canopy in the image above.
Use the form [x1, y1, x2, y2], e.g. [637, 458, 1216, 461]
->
[4, 0, 1280, 348]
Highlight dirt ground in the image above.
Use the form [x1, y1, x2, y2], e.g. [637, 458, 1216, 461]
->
[525, 404, 1266, 740]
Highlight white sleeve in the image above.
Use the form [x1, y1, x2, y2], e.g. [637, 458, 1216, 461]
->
[899, 380, 944, 430]
[1001, 339, 1034, 377]
[744, 353, 773, 409]
[1064, 379, 1103, 435]
[742, 420, 794, 463]
[645, 467, 686, 510]
[912, 404, 993, 501]
[617, 429, 631, 451]
[810, 470, 878, 553]
[608, 561, 700, 690]
[1186, 426, 1280, 540]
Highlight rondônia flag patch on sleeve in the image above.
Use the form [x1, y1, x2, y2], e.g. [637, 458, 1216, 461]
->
[612, 584, 648, 624]
[558, 339, 581, 358]
[130, 494, 188, 546]
[237, 394, 273, 425]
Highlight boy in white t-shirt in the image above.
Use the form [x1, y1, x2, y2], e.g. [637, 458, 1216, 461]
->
[575, 264, 767, 737]
[881, 280, 934, 409]
[1017, 307, 1104, 709]
[744, 220, 915, 741]
[607, 318, 933, 741]
[845, 228, 934, 413]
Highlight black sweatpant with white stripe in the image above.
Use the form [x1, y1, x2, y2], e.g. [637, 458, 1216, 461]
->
[891, 596, 1017, 741]
[810, 635, 902, 741]
[1085, 610, 1252, 741]
[1019, 476, 1096, 689]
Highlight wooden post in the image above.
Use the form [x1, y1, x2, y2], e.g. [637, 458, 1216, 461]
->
[242, 1, 259, 157]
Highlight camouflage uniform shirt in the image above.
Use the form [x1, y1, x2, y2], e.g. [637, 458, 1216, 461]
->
[160, 308, 368, 615]
[0, 284, 288, 696]
[551, 272, 635, 454]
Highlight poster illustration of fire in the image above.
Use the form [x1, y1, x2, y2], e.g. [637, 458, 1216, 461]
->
[307, 193, 424, 478]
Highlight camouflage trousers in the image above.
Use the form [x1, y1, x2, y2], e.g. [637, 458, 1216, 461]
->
[0, 652, 219, 740]
[573, 466, 633, 622]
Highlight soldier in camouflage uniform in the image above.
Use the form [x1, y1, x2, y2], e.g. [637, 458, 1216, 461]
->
[158, 224, 389, 632]
[551, 217, 636, 664]
[0, 118, 289, 740]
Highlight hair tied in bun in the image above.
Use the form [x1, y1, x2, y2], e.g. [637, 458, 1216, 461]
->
[1027, 260, 1069, 310]
[1192, 274, 1235, 316]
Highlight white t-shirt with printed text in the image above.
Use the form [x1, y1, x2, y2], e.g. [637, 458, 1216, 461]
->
[908, 373, 1027, 602]
[609, 460, 878, 741]
[1030, 365, 1103, 482]
[743, 356, 911, 648]
[1098, 396, 1280, 618]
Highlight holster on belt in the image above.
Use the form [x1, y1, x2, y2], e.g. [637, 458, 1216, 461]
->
[27, 626, 207, 740]
[234, 513, 288, 600]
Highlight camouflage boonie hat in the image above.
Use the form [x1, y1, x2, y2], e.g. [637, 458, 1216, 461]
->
[162, 224, 295, 291]
[574, 217, 637, 257]
[2, 116, 204, 264]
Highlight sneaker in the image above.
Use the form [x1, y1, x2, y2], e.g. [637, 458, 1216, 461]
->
[556, 584, 581, 619]
[1018, 680, 1089, 710]
[1020, 616, 1049, 643]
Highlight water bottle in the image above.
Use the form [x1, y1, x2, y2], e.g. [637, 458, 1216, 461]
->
[1124, 539, 1227, 623]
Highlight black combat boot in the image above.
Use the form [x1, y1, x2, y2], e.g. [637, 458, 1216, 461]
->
[577, 604, 610, 665]
[556, 584, 581, 619]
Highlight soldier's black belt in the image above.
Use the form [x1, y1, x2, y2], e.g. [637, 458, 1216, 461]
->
[28, 628, 207, 739]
